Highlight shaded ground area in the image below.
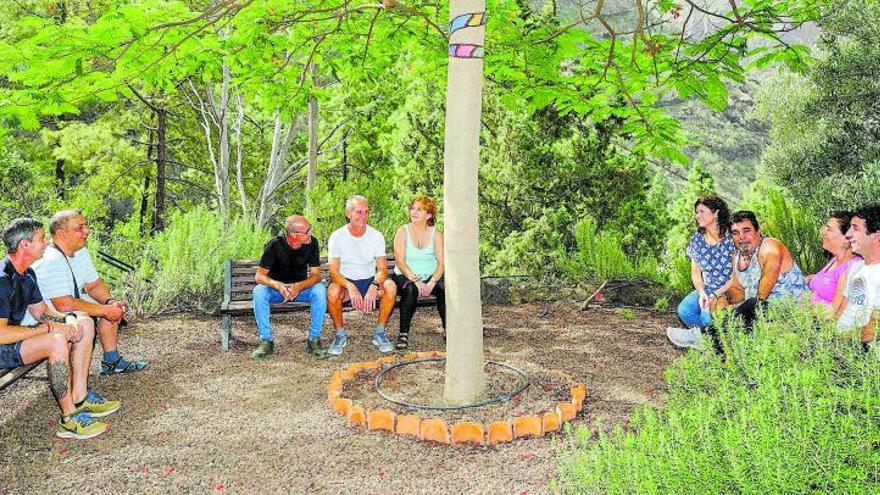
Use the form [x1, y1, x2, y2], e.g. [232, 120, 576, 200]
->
[0, 303, 680, 494]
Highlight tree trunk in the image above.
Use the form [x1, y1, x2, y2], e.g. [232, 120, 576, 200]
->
[233, 93, 248, 220]
[307, 63, 319, 195]
[140, 172, 151, 236]
[443, 0, 487, 405]
[152, 108, 166, 233]
[257, 109, 300, 228]
[55, 159, 65, 199]
[307, 92, 318, 214]
[342, 131, 349, 182]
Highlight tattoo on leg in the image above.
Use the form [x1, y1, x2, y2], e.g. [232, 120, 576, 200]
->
[48, 362, 70, 401]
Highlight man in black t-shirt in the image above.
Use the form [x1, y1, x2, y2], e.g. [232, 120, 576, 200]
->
[251, 215, 329, 359]
[0, 218, 119, 440]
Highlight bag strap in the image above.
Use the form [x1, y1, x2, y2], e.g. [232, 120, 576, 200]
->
[50, 244, 80, 299]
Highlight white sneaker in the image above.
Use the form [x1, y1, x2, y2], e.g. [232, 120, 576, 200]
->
[328, 332, 348, 356]
[666, 326, 706, 351]
[371, 330, 394, 354]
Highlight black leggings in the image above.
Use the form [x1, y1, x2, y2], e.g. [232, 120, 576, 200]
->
[392, 273, 446, 334]
[705, 297, 767, 354]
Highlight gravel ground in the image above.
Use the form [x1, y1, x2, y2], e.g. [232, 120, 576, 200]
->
[0, 302, 680, 494]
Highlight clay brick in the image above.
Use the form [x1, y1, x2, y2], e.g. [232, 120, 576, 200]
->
[340, 368, 357, 380]
[557, 403, 577, 422]
[395, 414, 421, 437]
[572, 396, 585, 412]
[487, 421, 513, 444]
[401, 352, 419, 361]
[419, 419, 450, 443]
[347, 362, 365, 374]
[331, 371, 347, 383]
[542, 412, 561, 434]
[367, 409, 395, 432]
[415, 351, 437, 359]
[378, 356, 397, 364]
[327, 379, 342, 393]
[362, 360, 382, 370]
[347, 405, 366, 426]
[571, 383, 586, 403]
[451, 422, 485, 444]
[513, 416, 543, 439]
[327, 388, 341, 401]
[331, 398, 352, 416]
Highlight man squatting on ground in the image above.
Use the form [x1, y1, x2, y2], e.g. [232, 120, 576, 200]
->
[250, 215, 329, 360]
[32, 210, 148, 375]
[0, 218, 119, 440]
[668, 210, 808, 352]
[326, 195, 397, 356]
[836, 205, 880, 351]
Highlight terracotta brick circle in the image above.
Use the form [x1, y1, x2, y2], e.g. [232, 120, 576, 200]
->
[327, 352, 586, 445]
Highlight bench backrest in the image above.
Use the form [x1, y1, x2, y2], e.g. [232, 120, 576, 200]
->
[225, 257, 399, 303]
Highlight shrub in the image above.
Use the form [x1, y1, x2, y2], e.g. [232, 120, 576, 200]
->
[558, 301, 880, 493]
[135, 207, 270, 314]
[740, 182, 824, 274]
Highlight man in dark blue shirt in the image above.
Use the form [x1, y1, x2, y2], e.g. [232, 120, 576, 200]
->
[0, 218, 119, 440]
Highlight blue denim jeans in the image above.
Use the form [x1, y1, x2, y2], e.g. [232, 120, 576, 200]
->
[253, 283, 327, 341]
[677, 290, 713, 329]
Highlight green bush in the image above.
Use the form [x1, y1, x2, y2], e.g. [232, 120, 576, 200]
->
[134, 207, 270, 314]
[741, 182, 824, 274]
[558, 301, 880, 493]
[558, 216, 648, 281]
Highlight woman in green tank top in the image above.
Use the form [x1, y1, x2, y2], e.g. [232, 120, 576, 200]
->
[391, 195, 446, 350]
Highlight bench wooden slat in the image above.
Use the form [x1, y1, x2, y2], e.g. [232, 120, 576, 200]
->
[0, 361, 43, 392]
[221, 255, 434, 351]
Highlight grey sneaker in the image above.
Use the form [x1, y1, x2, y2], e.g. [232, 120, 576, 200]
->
[371, 330, 394, 353]
[250, 340, 275, 360]
[328, 332, 348, 356]
[666, 326, 706, 351]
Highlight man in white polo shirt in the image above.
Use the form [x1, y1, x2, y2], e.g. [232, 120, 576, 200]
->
[326, 195, 397, 355]
[838, 205, 880, 347]
[32, 210, 148, 375]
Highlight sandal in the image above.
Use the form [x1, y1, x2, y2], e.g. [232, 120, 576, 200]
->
[100, 356, 149, 375]
[395, 333, 409, 351]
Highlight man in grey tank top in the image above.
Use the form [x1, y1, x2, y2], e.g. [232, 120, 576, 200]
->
[704, 211, 807, 351]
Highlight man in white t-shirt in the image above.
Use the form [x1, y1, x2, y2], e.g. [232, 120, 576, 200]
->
[837, 205, 880, 345]
[326, 195, 397, 355]
[32, 210, 148, 375]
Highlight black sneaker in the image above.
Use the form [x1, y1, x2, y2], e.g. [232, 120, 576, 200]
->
[250, 341, 275, 360]
[306, 338, 330, 359]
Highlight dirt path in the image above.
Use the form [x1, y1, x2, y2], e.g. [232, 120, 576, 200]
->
[0, 303, 680, 494]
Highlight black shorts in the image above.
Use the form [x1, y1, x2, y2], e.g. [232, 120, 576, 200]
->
[0, 341, 24, 368]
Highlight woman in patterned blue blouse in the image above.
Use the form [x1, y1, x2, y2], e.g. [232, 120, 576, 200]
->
[667, 196, 736, 348]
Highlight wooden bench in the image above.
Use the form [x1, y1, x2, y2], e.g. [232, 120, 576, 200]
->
[220, 256, 437, 351]
[0, 361, 44, 393]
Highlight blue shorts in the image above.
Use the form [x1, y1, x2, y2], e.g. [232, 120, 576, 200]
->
[347, 277, 376, 296]
[0, 342, 24, 369]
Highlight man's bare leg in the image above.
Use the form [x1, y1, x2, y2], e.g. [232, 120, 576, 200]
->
[327, 283, 346, 329]
[378, 280, 397, 326]
[96, 318, 119, 352]
[70, 317, 95, 403]
[20, 333, 75, 416]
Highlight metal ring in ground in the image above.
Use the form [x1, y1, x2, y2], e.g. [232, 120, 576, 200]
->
[374, 357, 530, 411]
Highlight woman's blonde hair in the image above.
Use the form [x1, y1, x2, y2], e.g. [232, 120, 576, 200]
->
[411, 195, 438, 226]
